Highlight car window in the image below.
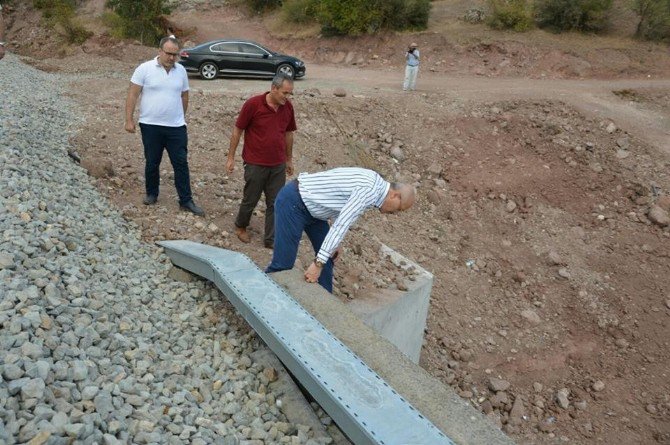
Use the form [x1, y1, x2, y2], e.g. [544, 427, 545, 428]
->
[239, 44, 268, 56]
[211, 42, 239, 53]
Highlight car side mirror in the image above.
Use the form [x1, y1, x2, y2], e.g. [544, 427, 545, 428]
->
[263, 54, 270, 59]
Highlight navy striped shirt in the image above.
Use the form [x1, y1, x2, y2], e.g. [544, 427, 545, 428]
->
[297, 168, 390, 263]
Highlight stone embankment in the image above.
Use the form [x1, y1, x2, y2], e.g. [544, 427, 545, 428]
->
[0, 55, 331, 445]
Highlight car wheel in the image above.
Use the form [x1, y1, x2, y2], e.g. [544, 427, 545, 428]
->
[277, 64, 295, 78]
[199, 62, 218, 80]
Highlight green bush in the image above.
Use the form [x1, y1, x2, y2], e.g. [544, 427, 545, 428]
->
[105, 0, 171, 45]
[33, 0, 92, 44]
[487, 0, 533, 31]
[247, 0, 283, 12]
[535, 0, 612, 32]
[309, 0, 430, 35]
[282, 0, 318, 23]
[632, 0, 670, 41]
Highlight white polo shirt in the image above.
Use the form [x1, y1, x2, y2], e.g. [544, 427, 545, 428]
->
[130, 57, 189, 127]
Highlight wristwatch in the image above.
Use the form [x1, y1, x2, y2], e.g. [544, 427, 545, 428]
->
[314, 258, 326, 268]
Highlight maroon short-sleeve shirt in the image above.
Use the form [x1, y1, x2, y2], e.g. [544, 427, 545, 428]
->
[235, 92, 297, 167]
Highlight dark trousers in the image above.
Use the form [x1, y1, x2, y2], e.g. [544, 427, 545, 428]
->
[139, 123, 192, 205]
[235, 163, 286, 245]
[265, 181, 334, 293]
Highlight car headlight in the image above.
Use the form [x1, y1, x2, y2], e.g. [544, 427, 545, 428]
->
[295, 61, 304, 67]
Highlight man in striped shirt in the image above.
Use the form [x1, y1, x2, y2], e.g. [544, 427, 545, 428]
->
[265, 167, 416, 292]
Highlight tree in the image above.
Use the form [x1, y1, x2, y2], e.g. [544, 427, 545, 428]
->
[106, 0, 171, 45]
[632, 0, 670, 40]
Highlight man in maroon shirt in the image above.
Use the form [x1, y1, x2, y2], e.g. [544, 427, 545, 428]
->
[226, 74, 296, 248]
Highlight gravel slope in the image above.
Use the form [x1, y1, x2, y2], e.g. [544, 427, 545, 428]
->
[0, 55, 328, 445]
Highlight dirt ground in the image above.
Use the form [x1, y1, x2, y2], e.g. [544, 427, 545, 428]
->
[5, 2, 670, 444]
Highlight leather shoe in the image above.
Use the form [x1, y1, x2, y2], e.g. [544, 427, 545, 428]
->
[180, 200, 205, 216]
[264, 241, 274, 249]
[235, 227, 250, 243]
[143, 195, 157, 205]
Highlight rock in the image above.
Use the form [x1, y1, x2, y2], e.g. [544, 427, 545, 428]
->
[21, 378, 46, 399]
[616, 150, 630, 159]
[263, 367, 278, 383]
[575, 400, 587, 410]
[488, 377, 510, 392]
[605, 122, 617, 133]
[557, 268, 571, 279]
[333, 88, 347, 97]
[556, 388, 570, 409]
[81, 158, 115, 178]
[656, 195, 670, 211]
[27, 432, 51, 445]
[427, 164, 443, 176]
[539, 418, 557, 433]
[521, 309, 541, 325]
[533, 382, 543, 393]
[592, 380, 605, 392]
[0, 252, 15, 269]
[490, 391, 509, 408]
[648, 205, 669, 227]
[506, 200, 517, 212]
[390, 146, 405, 161]
[615, 338, 629, 349]
[426, 189, 442, 205]
[508, 396, 526, 425]
[616, 137, 630, 149]
[547, 250, 564, 265]
[168, 266, 193, 283]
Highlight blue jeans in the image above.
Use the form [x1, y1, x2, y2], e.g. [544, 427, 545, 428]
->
[140, 123, 192, 205]
[265, 181, 334, 292]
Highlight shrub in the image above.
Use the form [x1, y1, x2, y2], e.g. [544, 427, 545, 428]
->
[282, 0, 318, 23]
[33, 0, 92, 44]
[535, 0, 612, 32]
[632, 0, 670, 41]
[247, 0, 283, 13]
[487, 0, 533, 31]
[105, 0, 171, 45]
[312, 0, 430, 35]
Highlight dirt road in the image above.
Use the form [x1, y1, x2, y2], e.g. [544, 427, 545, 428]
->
[190, 65, 670, 156]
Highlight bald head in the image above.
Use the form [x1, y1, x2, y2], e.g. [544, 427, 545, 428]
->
[380, 182, 416, 214]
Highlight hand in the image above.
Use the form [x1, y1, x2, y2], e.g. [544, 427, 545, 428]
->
[304, 262, 322, 283]
[225, 158, 235, 174]
[286, 160, 294, 176]
[124, 121, 136, 133]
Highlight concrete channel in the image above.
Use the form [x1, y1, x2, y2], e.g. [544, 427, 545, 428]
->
[158, 240, 514, 445]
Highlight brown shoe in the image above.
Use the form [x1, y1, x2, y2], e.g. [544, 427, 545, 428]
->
[264, 241, 274, 249]
[235, 227, 250, 243]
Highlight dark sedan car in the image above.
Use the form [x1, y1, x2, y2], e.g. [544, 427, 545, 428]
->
[178, 39, 306, 80]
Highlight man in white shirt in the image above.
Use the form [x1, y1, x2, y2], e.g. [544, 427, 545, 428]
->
[265, 167, 416, 292]
[403, 42, 420, 91]
[0, 4, 6, 60]
[124, 36, 204, 215]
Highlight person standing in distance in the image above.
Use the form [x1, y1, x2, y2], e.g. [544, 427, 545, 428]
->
[125, 36, 204, 216]
[403, 42, 420, 91]
[0, 4, 7, 60]
[227, 74, 296, 248]
[265, 167, 416, 292]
